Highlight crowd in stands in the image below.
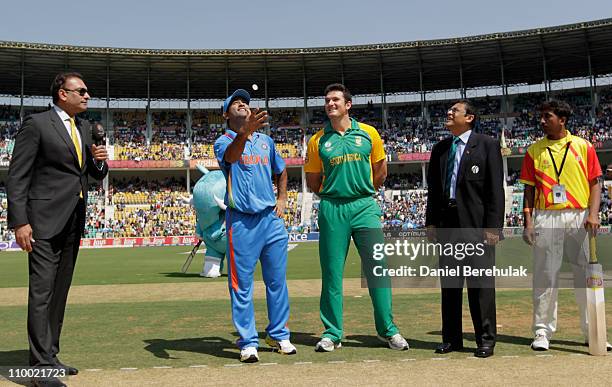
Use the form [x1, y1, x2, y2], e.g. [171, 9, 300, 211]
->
[0, 137, 15, 167]
[505, 187, 524, 228]
[84, 185, 107, 238]
[382, 119, 435, 155]
[113, 111, 147, 144]
[190, 143, 215, 160]
[1, 176, 305, 240]
[309, 187, 428, 231]
[112, 109, 304, 160]
[478, 118, 502, 137]
[270, 109, 301, 127]
[378, 189, 427, 230]
[191, 122, 224, 159]
[269, 127, 303, 158]
[113, 111, 188, 161]
[109, 177, 194, 237]
[308, 109, 327, 126]
[380, 97, 502, 156]
[505, 93, 551, 148]
[192, 110, 224, 128]
[115, 143, 187, 161]
[105, 176, 304, 238]
[151, 111, 187, 144]
[505, 90, 612, 149]
[473, 96, 501, 116]
[0, 182, 12, 241]
[310, 202, 320, 232]
[351, 101, 383, 128]
[2, 90, 612, 240]
[3, 90, 611, 163]
[504, 165, 611, 227]
[282, 179, 303, 231]
[0, 106, 20, 167]
[601, 184, 612, 227]
[3, 171, 612, 240]
[506, 168, 520, 186]
[384, 172, 423, 190]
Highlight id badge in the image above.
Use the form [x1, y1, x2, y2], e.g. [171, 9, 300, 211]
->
[552, 184, 567, 204]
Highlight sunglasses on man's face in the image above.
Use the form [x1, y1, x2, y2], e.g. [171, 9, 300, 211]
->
[62, 88, 89, 97]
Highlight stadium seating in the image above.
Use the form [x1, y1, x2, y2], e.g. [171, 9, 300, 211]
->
[189, 143, 215, 160]
[505, 90, 611, 149]
[269, 108, 301, 127]
[378, 189, 427, 230]
[384, 173, 423, 190]
[0, 182, 12, 241]
[151, 110, 187, 144]
[1, 90, 612, 240]
[282, 180, 302, 231]
[504, 171, 612, 228]
[110, 177, 195, 237]
[84, 185, 107, 238]
[351, 102, 383, 128]
[3, 91, 608, 163]
[601, 183, 611, 226]
[270, 127, 303, 158]
[0, 107, 21, 167]
[0, 137, 15, 167]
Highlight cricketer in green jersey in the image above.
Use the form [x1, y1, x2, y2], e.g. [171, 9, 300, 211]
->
[305, 83, 409, 352]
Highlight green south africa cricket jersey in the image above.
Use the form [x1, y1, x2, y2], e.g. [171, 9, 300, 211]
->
[304, 118, 386, 199]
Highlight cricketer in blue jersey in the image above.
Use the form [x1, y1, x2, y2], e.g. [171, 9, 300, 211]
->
[213, 89, 296, 363]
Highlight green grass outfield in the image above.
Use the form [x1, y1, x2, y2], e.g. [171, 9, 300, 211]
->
[1, 243, 341, 287]
[1, 291, 610, 369]
[1, 236, 610, 288]
[0, 239, 611, 371]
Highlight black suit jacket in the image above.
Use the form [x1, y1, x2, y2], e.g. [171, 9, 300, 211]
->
[425, 132, 505, 231]
[7, 109, 109, 239]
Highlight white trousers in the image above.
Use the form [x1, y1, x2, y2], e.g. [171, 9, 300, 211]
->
[532, 209, 589, 339]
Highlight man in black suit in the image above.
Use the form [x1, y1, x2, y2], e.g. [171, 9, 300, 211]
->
[7, 72, 108, 387]
[425, 100, 504, 358]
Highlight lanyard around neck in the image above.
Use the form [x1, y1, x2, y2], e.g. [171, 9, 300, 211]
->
[546, 141, 571, 184]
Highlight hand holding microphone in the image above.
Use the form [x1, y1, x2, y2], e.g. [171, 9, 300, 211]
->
[91, 123, 108, 162]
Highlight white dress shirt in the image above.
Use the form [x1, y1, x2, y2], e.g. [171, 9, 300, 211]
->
[53, 104, 82, 150]
[53, 105, 105, 170]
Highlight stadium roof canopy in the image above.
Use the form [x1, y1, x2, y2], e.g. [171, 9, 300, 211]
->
[0, 19, 611, 101]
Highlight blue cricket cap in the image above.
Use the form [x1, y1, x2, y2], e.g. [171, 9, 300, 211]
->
[223, 89, 251, 113]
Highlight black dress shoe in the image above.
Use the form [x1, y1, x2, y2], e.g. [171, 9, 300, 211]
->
[474, 346, 494, 358]
[32, 377, 67, 387]
[56, 361, 79, 375]
[435, 342, 463, 354]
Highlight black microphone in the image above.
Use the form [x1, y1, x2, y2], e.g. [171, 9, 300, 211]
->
[92, 123, 105, 145]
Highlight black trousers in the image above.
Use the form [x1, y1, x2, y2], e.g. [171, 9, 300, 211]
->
[28, 200, 84, 367]
[438, 204, 496, 348]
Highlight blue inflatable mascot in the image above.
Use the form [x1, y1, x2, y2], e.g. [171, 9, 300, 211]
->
[192, 164, 227, 278]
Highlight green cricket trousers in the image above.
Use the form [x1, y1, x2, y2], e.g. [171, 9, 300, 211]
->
[318, 196, 399, 343]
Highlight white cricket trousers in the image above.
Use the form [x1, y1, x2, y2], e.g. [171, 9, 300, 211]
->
[532, 209, 590, 339]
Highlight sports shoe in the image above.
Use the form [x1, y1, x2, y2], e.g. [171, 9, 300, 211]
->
[240, 346, 259, 363]
[200, 256, 221, 278]
[531, 334, 549, 351]
[315, 337, 341, 352]
[378, 333, 409, 350]
[265, 335, 297, 355]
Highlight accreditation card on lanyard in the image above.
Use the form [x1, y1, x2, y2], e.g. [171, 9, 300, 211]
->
[547, 141, 571, 204]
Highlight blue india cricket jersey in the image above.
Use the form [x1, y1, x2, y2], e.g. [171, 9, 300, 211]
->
[214, 130, 286, 214]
